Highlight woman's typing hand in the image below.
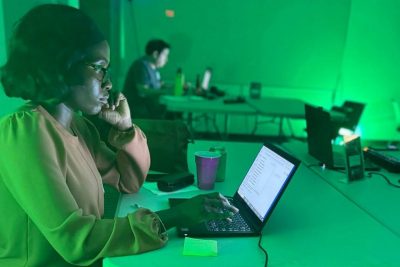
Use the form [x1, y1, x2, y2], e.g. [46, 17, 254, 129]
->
[156, 192, 239, 229]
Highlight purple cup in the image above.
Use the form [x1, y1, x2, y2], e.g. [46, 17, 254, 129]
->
[195, 151, 221, 190]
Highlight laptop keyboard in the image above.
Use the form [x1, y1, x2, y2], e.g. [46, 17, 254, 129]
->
[205, 197, 252, 232]
[169, 196, 254, 234]
[206, 212, 252, 232]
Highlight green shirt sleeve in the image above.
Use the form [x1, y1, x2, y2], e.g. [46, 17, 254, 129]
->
[0, 108, 167, 266]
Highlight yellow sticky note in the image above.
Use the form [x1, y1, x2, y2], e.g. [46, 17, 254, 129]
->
[182, 237, 218, 257]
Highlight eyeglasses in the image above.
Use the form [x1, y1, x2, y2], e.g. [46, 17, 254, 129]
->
[85, 63, 111, 84]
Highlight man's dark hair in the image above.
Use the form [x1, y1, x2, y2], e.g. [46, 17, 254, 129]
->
[145, 39, 170, 56]
[0, 4, 105, 103]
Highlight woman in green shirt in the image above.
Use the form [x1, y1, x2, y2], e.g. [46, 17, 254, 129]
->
[0, 4, 237, 267]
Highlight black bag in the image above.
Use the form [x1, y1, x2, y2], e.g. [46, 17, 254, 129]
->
[133, 119, 193, 173]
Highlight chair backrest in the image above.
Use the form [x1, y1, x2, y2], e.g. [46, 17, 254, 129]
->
[342, 101, 365, 130]
[305, 104, 334, 166]
[330, 100, 365, 131]
[133, 119, 193, 173]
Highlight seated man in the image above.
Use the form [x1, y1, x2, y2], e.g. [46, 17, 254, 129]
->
[123, 39, 171, 119]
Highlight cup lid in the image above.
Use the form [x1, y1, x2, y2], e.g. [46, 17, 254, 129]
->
[195, 151, 221, 158]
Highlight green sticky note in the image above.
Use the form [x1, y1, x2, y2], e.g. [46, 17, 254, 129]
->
[182, 237, 218, 257]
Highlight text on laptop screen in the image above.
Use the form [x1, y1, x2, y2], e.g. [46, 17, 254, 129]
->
[238, 146, 295, 221]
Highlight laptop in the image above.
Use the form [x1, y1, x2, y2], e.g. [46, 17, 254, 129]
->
[200, 67, 212, 91]
[305, 104, 378, 170]
[169, 142, 301, 237]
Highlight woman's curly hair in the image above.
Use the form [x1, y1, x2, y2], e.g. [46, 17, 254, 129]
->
[0, 4, 105, 103]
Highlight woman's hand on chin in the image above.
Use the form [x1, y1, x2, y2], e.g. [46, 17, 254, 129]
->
[98, 92, 132, 131]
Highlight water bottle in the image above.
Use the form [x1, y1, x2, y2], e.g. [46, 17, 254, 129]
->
[174, 68, 185, 96]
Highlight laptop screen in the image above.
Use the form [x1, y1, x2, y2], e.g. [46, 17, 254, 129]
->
[201, 68, 212, 90]
[237, 145, 297, 221]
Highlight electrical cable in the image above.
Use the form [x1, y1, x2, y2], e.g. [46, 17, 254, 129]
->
[367, 172, 400, 188]
[258, 233, 268, 267]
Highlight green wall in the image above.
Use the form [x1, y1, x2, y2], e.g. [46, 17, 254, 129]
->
[0, 0, 78, 117]
[123, 0, 350, 90]
[118, 0, 400, 140]
[1, 0, 399, 140]
[0, 0, 35, 116]
[340, 0, 400, 139]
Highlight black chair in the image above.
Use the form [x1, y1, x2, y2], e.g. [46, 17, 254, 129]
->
[331, 101, 365, 136]
[133, 119, 193, 174]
